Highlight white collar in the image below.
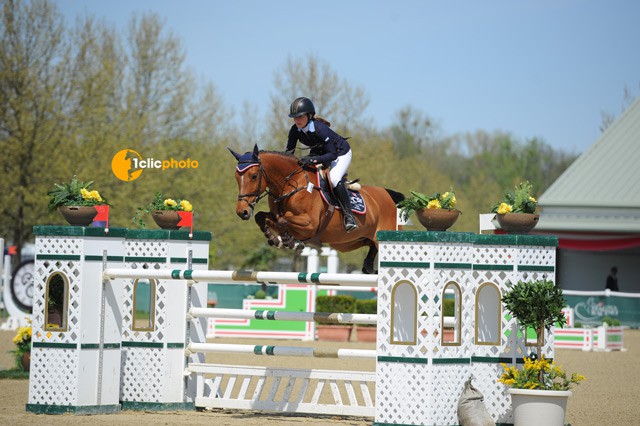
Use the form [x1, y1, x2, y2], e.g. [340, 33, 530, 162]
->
[298, 120, 315, 133]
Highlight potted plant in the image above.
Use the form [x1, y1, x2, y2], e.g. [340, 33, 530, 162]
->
[490, 181, 539, 233]
[47, 176, 109, 226]
[12, 324, 32, 372]
[500, 279, 585, 425]
[396, 189, 460, 231]
[354, 299, 377, 342]
[133, 192, 193, 229]
[315, 295, 356, 342]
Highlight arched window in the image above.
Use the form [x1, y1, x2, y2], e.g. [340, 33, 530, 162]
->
[132, 279, 156, 331]
[442, 281, 462, 346]
[390, 280, 417, 345]
[475, 282, 501, 345]
[45, 272, 68, 331]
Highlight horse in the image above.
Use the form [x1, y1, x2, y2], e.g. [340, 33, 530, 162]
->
[228, 145, 405, 274]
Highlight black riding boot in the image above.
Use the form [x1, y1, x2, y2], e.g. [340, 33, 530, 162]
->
[334, 181, 358, 233]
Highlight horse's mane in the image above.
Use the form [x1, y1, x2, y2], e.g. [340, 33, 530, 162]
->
[260, 150, 298, 160]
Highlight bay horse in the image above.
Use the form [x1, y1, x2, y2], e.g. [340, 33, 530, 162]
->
[228, 145, 404, 274]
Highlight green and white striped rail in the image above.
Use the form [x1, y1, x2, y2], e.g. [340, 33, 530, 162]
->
[103, 268, 378, 287]
[186, 342, 376, 360]
[189, 307, 377, 325]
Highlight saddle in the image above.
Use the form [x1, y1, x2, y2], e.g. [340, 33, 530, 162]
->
[316, 170, 366, 215]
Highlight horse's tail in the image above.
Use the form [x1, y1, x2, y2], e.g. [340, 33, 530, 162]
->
[385, 189, 405, 204]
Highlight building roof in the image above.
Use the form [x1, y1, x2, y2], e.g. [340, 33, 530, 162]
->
[538, 97, 640, 233]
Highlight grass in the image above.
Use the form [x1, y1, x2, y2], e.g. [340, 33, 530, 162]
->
[0, 369, 29, 379]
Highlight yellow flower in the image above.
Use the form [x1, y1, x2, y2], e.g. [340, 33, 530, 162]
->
[89, 190, 103, 202]
[180, 200, 193, 212]
[497, 202, 512, 214]
[442, 192, 457, 208]
[427, 199, 441, 209]
[164, 199, 177, 208]
[80, 188, 91, 200]
[529, 196, 537, 203]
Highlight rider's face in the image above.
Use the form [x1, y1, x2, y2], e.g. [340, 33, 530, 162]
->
[294, 115, 309, 129]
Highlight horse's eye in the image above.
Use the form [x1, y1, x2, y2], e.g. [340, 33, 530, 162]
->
[251, 173, 258, 181]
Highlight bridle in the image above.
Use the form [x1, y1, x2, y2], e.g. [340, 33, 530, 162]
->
[236, 162, 268, 211]
[237, 155, 318, 210]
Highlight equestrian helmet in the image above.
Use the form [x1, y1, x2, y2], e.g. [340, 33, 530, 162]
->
[288, 97, 315, 118]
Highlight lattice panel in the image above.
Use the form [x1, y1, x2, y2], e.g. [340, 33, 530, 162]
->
[471, 363, 513, 424]
[432, 242, 473, 264]
[120, 347, 164, 401]
[433, 270, 474, 359]
[474, 245, 514, 265]
[375, 362, 431, 425]
[516, 245, 555, 266]
[28, 347, 78, 405]
[430, 364, 469, 424]
[377, 242, 430, 262]
[31, 260, 82, 345]
[469, 270, 511, 357]
[125, 240, 167, 258]
[376, 267, 428, 358]
[121, 262, 166, 343]
[37, 236, 82, 255]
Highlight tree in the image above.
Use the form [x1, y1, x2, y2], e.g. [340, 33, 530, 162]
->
[387, 105, 440, 158]
[0, 0, 70, 265]
[266, 54, 370, 150]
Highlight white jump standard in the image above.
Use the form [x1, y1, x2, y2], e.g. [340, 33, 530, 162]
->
[26, 226, 558, 425]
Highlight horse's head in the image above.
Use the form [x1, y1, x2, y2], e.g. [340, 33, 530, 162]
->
[228, 145, 266, 220]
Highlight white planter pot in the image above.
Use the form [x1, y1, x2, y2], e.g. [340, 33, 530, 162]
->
[508, 388, 572, 426]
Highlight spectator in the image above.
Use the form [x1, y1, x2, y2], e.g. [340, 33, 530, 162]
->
[605, 266, 619, 291]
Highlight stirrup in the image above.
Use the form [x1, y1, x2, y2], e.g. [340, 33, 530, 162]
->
[344, 216, 358, 233]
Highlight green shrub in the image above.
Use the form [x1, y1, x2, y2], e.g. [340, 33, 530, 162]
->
[574, 321, 582, 328]
[355, 299, 377, 315]
[316, 295, 356, 324]
[602, 316, 621, 326]
[442, 299, 455, 317]
[254, 290, 266, 299]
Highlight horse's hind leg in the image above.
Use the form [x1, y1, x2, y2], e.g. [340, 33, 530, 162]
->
[362, 242, 378, 274]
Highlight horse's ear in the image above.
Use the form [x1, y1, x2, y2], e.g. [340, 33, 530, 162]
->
[227, 147, 242, 162]
[252, 144, 260, 161]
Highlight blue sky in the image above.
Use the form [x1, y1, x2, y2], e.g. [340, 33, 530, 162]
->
[58, 0, 640, 154]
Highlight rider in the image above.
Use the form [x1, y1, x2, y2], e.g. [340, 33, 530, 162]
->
[284, 96, 358, 233]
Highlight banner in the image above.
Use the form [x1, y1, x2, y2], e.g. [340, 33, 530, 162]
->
[563, 290, 640, 327]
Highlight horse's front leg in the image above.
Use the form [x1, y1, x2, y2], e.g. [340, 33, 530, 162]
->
[277, 212, 315, 251]
[255, 211, 285, 248]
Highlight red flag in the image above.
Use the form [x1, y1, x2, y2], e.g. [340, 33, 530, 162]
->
[177, 211, 194, 238]
[94, 205, 110, 233]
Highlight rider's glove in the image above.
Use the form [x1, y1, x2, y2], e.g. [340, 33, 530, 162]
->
[299, 156, 316, 167]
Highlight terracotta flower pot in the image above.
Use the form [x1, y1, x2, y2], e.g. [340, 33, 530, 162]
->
[20, 351, 31, 372]
[316, 324, 352, 342]
[496, 213, 539, 234]
[415, 208, 460, 231]
[59, 206, 98, 226]
[151, 210, 182, 230]
[356, 326, 377, 342]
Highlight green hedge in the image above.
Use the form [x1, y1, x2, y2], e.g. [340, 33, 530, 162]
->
[355, 299, 377, 315]
[442, 299, 455, 317]
[316, 295, 356, 314]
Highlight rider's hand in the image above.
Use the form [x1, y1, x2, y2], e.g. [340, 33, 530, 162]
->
[299, 156, 316, 167]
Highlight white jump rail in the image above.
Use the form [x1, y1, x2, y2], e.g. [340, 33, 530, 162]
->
[186, 342, 376, 360]
[189, 307, 377, 325]
[103, 268, 378, 287]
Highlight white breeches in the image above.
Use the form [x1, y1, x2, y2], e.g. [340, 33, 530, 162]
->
[329, 150, 352, 188]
